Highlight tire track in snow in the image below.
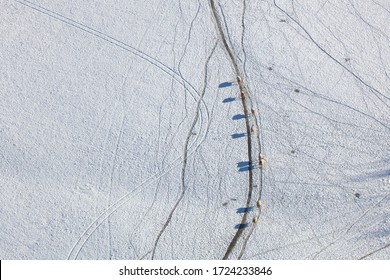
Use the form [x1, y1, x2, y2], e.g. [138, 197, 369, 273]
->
[14, 0, 214, 260]
[310, 193, 390, 259]
[67, 85, 208, 260]
[107, 114, 125, 259]
[272, 0, 390, 110]
[126, 2, 204, 257]
[107, 67, 130, 259]
[359, 242, 390, 260]
[151, 42, 217, 259]
[67, 97, 208, 259]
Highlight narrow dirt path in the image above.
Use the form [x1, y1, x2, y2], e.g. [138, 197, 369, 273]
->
[209, 0, 263, 260]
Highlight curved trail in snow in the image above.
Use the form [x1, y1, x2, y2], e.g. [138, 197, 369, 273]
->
[151, 43, 217, 259]
[209, 0, 263, 260]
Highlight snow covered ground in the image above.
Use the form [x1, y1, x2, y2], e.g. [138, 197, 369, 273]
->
[1, 0, 389, 259]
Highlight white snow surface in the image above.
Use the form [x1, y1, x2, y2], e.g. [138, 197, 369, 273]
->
[1, 0, 389, 259]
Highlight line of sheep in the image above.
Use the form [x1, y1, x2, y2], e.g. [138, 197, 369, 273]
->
[236, 75, 264, 224]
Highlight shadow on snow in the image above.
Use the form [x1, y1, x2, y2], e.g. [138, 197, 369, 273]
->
[236, 206, 254, 214]
[223, 97, 236, 103]
[219, 82, 233, 88]
[237, 161, 251, 168]
[238, 166, 255, 172]
[235, 223, 249, 229]
[231, 133, 246, 139]
[232, 114, 246, 120]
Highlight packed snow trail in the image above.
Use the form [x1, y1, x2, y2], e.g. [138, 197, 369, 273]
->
[209, 0, 263, 260]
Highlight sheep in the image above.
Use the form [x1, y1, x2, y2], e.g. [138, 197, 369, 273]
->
[240, 91, 246, 98]
[251, 108, 256, 115]
[256, 200, 261, 208]
[251, 125, 258, 133]
[237, 75, 242, 83]
[258, 153, 265, 168]
[253, 216, 258, 223]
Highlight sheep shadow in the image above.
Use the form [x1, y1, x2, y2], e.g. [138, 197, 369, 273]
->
[219, 82, 233, 88]
[234, 223, 249, 229]
[236, 206, 253, 214]
[238, 165, 255, 172]
[231, 133, 246, 139]
[237, 161, 251, 168]
[237, 161, 254, 172]
[223, 97, 236, 103]
[232, 114, 246, 120]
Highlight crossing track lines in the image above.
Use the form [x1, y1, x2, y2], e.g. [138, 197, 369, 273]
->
[13, 0, 214, 260]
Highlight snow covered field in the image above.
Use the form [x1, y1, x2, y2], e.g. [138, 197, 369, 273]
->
[1, 0, 389, 259]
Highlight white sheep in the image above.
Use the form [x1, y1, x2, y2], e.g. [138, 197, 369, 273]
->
[237, 75, 242, 83]
[256, 200, 261, 208]
[258, 153, 265, 168]
[251, 125, 258, 133]
[253, 216, 258, 223]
